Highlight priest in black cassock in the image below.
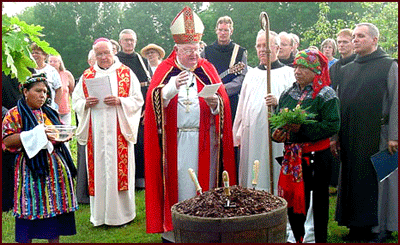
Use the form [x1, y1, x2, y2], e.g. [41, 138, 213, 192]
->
[116, 28, 152, 188]
[335, 23, 398, 243]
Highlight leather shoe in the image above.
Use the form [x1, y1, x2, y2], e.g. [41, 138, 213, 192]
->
[369, 231, 392, 243]
[342, 228, 375, 242]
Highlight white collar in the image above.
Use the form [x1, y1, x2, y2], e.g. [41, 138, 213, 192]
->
[94, 57, 122, 74]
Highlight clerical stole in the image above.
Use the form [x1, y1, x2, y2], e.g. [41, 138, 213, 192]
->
[82, 66, 131, 195]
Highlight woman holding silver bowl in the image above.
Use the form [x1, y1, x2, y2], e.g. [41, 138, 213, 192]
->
[2, 73, 78, 243]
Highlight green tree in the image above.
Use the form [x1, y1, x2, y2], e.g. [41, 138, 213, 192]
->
[19, 2, 125, 78]
[299, 2, 398, 58]
[14, 1, 397, 75]
[120, 2, 203, 57]
[302, 2, 355, 50]
[358, 2, 398, 58]
[2, 12, 58, 83]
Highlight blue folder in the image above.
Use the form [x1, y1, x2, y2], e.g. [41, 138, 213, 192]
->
[370, 149, 398, 182]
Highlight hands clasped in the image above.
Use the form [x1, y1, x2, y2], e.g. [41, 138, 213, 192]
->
[86, 95, 120, 108]
[86, 96, 99, 108]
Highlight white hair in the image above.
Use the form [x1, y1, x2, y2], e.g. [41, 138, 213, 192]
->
[119, 29, 137, 41]
[88, 49, 95, 60]
[278, 31, 295, 46]
[93, 40, 113, 53]
[290, 33, 300, 45]
[257, 30, 280, 46]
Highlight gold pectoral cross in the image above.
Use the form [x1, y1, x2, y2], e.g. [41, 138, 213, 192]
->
[183, 98, 192, 113]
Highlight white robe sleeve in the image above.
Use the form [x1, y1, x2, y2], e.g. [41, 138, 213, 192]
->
[232, 73, 250, 147]
[162, 75, 179, 107]
[117, 70, 144, 143]
[72, 75, 91, 145]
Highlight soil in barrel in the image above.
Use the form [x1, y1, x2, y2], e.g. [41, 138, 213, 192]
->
[174, 185, 285, 218]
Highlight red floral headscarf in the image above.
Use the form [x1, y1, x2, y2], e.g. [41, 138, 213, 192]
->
[293, 49, 331, 99]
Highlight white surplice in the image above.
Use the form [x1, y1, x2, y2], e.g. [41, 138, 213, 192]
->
[162, 71, 219, 202]
[233, 65, 295, 194]
[72, 59, 144, 226]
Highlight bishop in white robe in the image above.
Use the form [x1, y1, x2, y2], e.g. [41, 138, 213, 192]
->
[72, 39, 143, 226]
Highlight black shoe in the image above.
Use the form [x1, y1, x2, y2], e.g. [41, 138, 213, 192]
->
[342, 232, 358, 242]
[369, 231, 392, 243]
[161, 237, 173, 243]
[343, 227, 374, 242]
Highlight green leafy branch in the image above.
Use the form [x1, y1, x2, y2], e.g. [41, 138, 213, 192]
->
[269, 104, 317, 129]
[2, 14, 59, 83]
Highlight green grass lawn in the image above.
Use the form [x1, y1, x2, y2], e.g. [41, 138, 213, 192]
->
[2, 111, 398, 243]
[1, 110, 160, 243]
[2, 189, 398, 243]
[2, 190, 162, 243]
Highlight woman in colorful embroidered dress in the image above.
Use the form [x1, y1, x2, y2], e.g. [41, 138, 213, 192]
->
[2, 73, 78, 243]
[271, 49, 340, 243]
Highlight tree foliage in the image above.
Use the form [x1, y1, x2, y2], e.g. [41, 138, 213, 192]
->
[2, 13, 59, 83]
[14, 2, 398, 76]
[358, 2, 398, 58]
[302, 2, 356, 49]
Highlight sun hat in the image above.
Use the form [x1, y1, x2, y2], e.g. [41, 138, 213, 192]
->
[140, 44, 165, 59]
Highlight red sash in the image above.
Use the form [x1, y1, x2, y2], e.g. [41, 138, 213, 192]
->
[82, 65, 131, 196]
[278, 138, 330, 215]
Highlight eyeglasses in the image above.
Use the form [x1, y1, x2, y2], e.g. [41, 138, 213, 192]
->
[255, 44, 277, 50]
[181, 48, 200, 55]
[122, 38, 135, 43]
[95, 51, 112, 57]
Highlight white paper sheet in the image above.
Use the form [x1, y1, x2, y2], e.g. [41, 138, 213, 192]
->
[198, 83, 221, 98]
[85, 76, 112, 109]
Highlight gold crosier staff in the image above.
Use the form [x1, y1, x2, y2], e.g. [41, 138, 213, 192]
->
[259, 12, 274, 195]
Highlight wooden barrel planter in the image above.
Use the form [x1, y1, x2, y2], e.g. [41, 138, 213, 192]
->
[171, 196, 287, 243]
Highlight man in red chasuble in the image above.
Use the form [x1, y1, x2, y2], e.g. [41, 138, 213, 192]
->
[144, 6, 237, 241]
